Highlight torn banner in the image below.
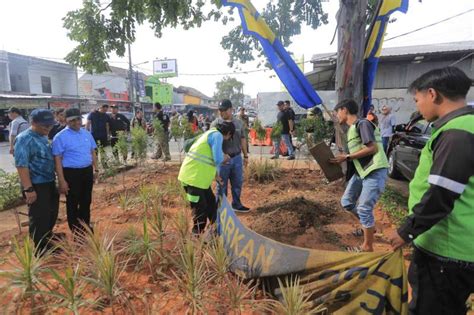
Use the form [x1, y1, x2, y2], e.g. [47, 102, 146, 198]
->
[217, 196, 408, 314]
[221, 0, 322, 109]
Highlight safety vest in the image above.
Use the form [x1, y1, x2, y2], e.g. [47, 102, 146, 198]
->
[347, 120, 389, 179]
[178, 129, 218, 190]
[410, 114, 474, 262]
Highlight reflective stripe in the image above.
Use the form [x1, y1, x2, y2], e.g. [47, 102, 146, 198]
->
[428, 175, 466, 194]
[186, 152, 215, 167]
[188, 150, 214, 163]
[186, 193, 200, 203]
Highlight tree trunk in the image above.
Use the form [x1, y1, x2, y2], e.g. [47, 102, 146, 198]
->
[335, 0, 368, 153]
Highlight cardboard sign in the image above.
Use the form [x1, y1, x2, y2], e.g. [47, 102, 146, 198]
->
[309, 141, 344, 182]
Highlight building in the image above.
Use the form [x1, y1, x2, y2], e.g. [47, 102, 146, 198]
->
[174, 86, 213, 106]
[0, 51, 83, 124]
[305, 41, 474, 122]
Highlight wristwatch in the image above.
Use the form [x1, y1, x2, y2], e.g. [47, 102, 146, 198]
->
[22, 187, 35, 193]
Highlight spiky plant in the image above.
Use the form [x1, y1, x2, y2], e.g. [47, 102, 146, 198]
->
[0, 236, 50, 307]
[149, 202, 166, 257]
[220, 276, 259, 314]
[125, 216, 160, 277]
[173, 209, 191, 244]
[246, 159, 281, 183]
[273, 276, 326, 315]
[118, 191, 132, 211]
[205, 236, 230, 282]
[171, 239, 212, 314]
[81, 226, 128, 314]
[38, 264, 95, 315]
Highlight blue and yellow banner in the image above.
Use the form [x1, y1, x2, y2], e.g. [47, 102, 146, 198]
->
[222, 0, 322, 109]
[363, 0, 409, 116]
[217, 196, 408, 314]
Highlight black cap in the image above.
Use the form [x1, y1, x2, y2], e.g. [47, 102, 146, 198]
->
[216, 120, 235, 136]
[30, 109, 55, 126]
[219, 99, 232, 111]
[7, 107, 21, 114]
[276, 101, 284, 106]
[65, 108, 82, 122]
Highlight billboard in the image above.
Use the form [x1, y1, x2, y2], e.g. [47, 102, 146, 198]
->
[153, 59, 178, 78]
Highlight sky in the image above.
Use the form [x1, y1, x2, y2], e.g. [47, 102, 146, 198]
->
[0, 0, 473, 98]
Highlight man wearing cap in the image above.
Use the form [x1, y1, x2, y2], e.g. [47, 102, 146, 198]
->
[211, 99, 250, 212]
[7, 107, 30, 155]
[14, 109, 58, 252]
[52, 108, 98, 234]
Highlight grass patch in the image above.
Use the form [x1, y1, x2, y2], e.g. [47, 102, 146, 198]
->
[246, 160, 281, 183]
[379, 187, 408, 226]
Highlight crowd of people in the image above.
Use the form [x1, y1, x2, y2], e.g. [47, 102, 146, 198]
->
[5, 66, 474, 314]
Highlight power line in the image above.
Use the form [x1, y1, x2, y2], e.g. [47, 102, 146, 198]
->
[385, 8, 474, 42]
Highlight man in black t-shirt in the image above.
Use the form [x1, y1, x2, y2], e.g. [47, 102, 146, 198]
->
[271, 101, 295, 160]
[109, 105, 130, 161]
[284, 100, 296, 151]
[86, 104, 110, 147]
[152, 102, 171, 161]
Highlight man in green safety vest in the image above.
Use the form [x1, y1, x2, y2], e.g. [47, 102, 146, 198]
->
[330, 99, 389, 252]
[178, 121, 235, 234]
[388, 67, 474, 315]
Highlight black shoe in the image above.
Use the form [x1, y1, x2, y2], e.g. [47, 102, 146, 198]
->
[270, 156, 279, 160]
[287, 156, 295, 160]
[234, 206, 250, 213]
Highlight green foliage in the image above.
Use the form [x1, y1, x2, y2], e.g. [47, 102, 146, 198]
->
[296, 117, 333, 144]
[253, 118, 266, 141]
[0, 236, 50, 304]
[152, 118, 165, 141]
[131, 126, 148, 163]
[204, 236, 230, 282]
[63, 0, 217, 73]
[0, 169, 21, 211]
[114, 131, 129, 163]
[213, 76, 244, 107]
[246, 160, 280, 183]
[38, 265, 95, 315]
[379, 187, 408, 226]
[270, 121, 283, 141]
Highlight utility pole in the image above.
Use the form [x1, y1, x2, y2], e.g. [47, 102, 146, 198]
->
[334, 0, 368, 152]
[127, 43, 135, 112]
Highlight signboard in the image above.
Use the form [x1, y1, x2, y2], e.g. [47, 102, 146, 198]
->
[153, 59, 178, 78]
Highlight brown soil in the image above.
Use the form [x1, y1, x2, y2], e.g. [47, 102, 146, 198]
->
[0, 159, 403, 314]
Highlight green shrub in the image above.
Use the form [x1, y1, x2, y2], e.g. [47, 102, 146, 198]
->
[131, 126, 148, 163]
[0, 170, 21, 211]
[246, 160, 280, 183]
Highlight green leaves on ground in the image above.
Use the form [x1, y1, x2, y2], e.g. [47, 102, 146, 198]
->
[0, 169, 21, 211]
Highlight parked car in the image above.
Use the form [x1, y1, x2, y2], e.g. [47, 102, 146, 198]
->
[387, 112, 431, 180]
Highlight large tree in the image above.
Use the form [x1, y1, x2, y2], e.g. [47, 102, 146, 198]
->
[213, 76, 244, 107]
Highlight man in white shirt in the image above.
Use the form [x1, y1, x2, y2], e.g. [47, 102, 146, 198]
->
[7, 107, 30, 155]
[379, 105, 396, 154]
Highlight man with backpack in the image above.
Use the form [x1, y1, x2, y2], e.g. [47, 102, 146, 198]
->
[178, 121, 234, 234]
[7, 107, 29, 155]
[330, 99, 389, 252]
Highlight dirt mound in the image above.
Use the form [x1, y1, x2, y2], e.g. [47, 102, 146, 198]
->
[248, 196, 345, 249]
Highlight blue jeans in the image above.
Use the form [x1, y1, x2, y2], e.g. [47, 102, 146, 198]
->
[382, 136, 390, 154]
[273, 134, 294, 157]
[217, 154, 244, 209]
[341, 168, 388, 228]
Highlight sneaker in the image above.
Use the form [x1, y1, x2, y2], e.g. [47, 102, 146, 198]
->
[234, 206, 250, 213]
[287, 156, 295, 160]
[270, 156, 279, 160]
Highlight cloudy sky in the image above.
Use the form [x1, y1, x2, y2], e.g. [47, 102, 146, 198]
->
[0, 0, 472, 98]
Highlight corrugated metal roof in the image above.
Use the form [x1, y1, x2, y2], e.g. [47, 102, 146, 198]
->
[311, 41, 474, 62]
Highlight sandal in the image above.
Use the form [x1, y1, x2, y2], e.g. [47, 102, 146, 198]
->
[346, 246, 363, 253]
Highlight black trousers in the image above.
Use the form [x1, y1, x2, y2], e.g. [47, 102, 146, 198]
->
[28, 182, 59, 251]
[183, 185, 217, 234]
[63, 166, 94, 233]
[409, 247, 474, 315]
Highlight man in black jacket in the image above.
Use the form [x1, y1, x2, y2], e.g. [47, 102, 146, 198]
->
[109, 105, 130, 161]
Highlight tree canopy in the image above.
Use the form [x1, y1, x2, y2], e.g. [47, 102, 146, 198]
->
[213, 76, 244, 107]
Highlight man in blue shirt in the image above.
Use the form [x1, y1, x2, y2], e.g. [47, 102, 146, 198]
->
[53, 108, 98, 234]
[14, 109, 58, 253]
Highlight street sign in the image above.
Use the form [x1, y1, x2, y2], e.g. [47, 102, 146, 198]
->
[153, 59, 178, 78]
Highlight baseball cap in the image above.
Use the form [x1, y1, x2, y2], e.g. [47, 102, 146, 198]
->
[7, 107, 21, 114]
[218, 99, 232, 111]
[65, 108, 82, 122]
[30, 109, 55, 126]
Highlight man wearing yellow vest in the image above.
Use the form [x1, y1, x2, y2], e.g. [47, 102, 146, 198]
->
[330, 99, 389, 252]
[178, 121, 235, 234]
[388, 67, 474, 315]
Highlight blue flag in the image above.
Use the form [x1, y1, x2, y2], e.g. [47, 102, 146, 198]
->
[222, 0, 322, 109]
[363, 0, 409, 116]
